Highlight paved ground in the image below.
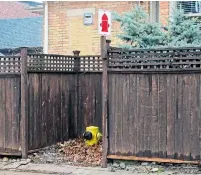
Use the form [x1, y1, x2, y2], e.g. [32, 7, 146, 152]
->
[0, 163, 200, 175]
[0, 159, 201, 175]
[0, 171, 48, 175]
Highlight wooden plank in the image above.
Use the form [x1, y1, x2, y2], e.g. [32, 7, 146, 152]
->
[117, 74, 123, 154]
[167, 75, 176, 159]
[32, 73, 42, 150]
[47, 75, 54, 145]
[121, 74, 130, 154]
[174, 75, 183, 160]
[61, 74, 75, 140]
[128, 74, 137, 156]
[11, 77, 16, 149]
[53, 74, 62, 143]
[101, 36, 108, 168]
[158, 75, 167, 158]
[182, 75, 191, 160]
[107, 68, 201, 73]
[199, 74, 201, 162]
[107, 155, 200, 165]
[151, 75, 159, 158]
[108, 46, 201, 52]
[108, 49, 201, 56]
[28, 74, 34, 150]
[109, 56, 201, 61]
[113, 75, 119, 155]
[0, 79, 3, 148]
[108, 61, 201, 67]
[190, 74, 200, 160]
[41, 74, 48, 147]
[135, 75, 141, 156]
[21, 48, 28, 158]
[143, 75, 152, 158]
[108, 74, 115, 154]
[5, 78, 12, 150]
[94, 73, 102, 131]
[2, 79, 6, 150]
[136, 75, 145, 157]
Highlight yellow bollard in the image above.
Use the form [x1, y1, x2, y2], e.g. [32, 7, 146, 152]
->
[83, 126, 102, 146]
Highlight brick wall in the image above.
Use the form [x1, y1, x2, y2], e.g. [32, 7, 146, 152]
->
[47, 1, 169, 55]
[159, 1, 169, 26]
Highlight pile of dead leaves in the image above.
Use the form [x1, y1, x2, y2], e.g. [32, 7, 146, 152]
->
[57, 138, 102, 166]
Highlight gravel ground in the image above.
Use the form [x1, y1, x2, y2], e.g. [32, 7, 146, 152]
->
[108, 160, 201, 174]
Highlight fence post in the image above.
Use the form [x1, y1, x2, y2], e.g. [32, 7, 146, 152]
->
[20, 47, 28, 159]
[101, 37, 109, 168]
[73, 50, 80, 72]
[73, 50, 80, 137]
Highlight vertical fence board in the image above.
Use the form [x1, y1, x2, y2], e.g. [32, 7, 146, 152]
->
[158, 75, 167, 158]
[41, 74, 48, 147]
[115, 74, 123, 154]
[144, 75, 152, 157]
[5, 78, 12, 149]
[2, 79, 6, 150]
[182, 75, 191, 160]
[108, 74, 115, 154]
[128, 74, 136, 155]
[190, 74, 200, 160]
[137, 75, 145, 157]
[136, 75, 141, 156]
[0, 79, 3, 148]
[28, 73, 42, 150]
[122, 75, 130, 154]
[174, 76, 184, 159]
[61, 74, 71, 140]
[166, 75, 175, 159]
[151, 75, 159, 158]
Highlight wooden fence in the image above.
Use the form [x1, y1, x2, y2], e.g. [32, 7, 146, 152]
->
[1, 41, 201, 166]
[0, 49, 102, 157]
[104, 45, 201, 165]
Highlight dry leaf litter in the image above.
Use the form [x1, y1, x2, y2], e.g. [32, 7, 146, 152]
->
[28, 138, 102, 167]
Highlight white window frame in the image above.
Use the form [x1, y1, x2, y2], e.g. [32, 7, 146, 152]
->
[150, 1, 160, 23]
[170, 1, 201, 17]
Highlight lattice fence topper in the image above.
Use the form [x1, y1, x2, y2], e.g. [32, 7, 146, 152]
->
[79, 55, 102, 71]
[0, 56, 21, 73]
[28, 54, 103, 72]
[108, 47, 201, 71]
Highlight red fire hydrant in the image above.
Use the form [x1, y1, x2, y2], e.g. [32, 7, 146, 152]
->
[100, 13, 110, 32]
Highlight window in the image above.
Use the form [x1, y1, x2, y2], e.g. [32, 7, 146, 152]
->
[177, 1, 201, 16]
[150, 1, 159, 23]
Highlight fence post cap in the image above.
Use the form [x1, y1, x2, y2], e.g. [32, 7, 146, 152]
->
[19, 47, 28, 49]
[73, 50, 81, 55]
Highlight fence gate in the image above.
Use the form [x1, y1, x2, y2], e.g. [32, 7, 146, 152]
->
[0, 56, 22, 156]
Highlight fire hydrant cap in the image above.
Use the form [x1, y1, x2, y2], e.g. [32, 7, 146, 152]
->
[102, 13, 108, 20]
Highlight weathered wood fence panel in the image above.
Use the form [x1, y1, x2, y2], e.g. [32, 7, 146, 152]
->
[28, 72, 102, 150]
[108, 72, 201, 161]
[77, 73, 102, 137]
[0, 75, 21, 155]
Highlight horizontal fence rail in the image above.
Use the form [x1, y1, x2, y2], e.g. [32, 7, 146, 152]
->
[108, 47, 201, 72]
